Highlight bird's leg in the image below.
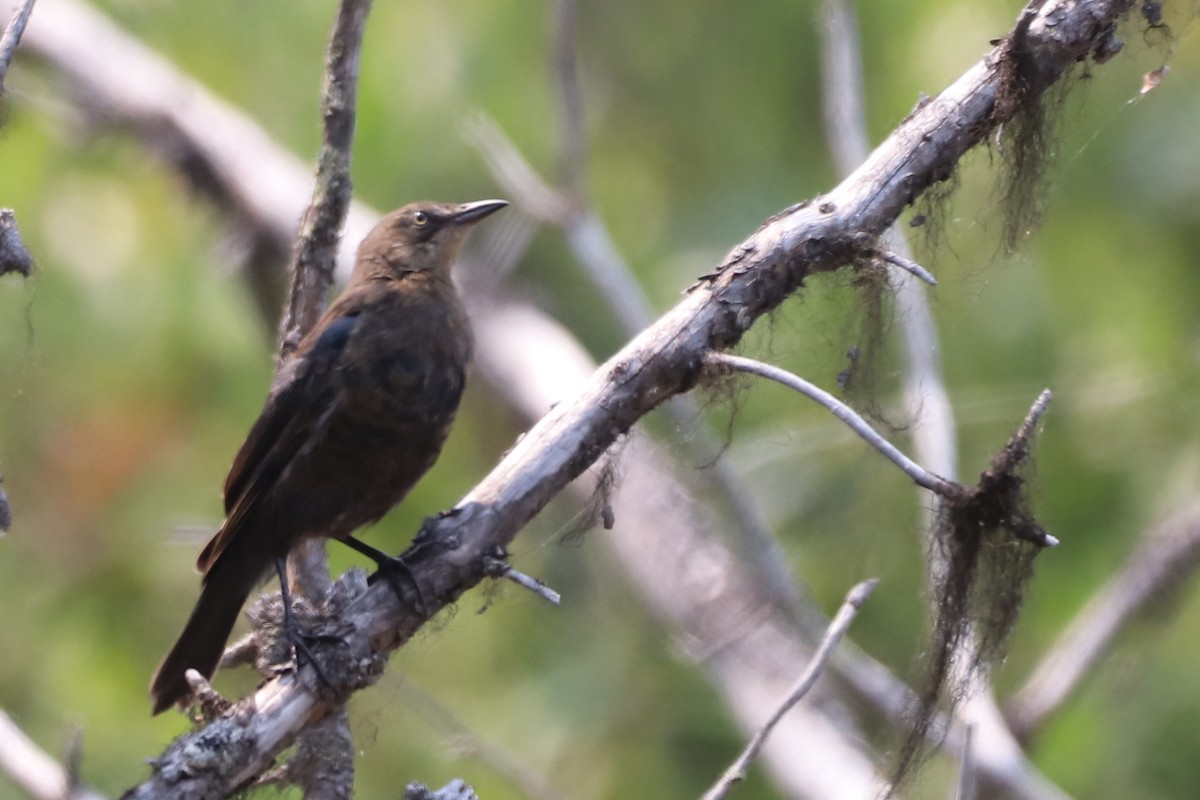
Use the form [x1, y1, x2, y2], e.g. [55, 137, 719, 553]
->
[337, 535, 428, 615]
[273, 556, 333, 690]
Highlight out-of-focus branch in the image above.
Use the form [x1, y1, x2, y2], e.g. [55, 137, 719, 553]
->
[0, 470, 11, 533]
[1008, 502, 1200, 740]
[551, 0, 586, 201]
[462, 116, 654, 333]
[5, 0, 379, 324]
[0, 0, 36, 90]
[819, 0, 870, 179]
[400, 683, 568, 800]
[700, 579, 877, 800]
[0, 711, 104, 800]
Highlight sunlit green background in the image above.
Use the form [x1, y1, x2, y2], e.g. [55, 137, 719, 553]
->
[1, 1, 1199, 798]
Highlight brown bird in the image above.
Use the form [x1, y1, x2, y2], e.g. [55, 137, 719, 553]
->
[150, 199, 506, 714]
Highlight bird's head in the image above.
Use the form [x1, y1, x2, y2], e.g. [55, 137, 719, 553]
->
[355, 199, 508, 281]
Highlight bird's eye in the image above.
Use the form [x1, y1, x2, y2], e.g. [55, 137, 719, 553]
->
[412, 210, 429, 226]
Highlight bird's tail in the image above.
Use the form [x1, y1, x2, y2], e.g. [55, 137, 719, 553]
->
[149, 553, 263, 715]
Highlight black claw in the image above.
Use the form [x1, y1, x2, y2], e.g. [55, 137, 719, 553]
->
[376, 555, 429, 617]
[337, 536, 429, 616]
[282, 633, 334, 692]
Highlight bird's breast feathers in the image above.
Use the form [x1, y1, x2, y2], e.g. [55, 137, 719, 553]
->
[322, 280, 472, 424]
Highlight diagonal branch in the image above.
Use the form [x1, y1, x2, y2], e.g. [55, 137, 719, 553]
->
[470, 0, 818, 627]
[6, 0, 1138, 795]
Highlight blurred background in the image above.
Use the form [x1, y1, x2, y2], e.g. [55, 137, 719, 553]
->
[1, 0, 1198, 798]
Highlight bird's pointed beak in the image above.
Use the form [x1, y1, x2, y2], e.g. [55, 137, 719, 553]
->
[451, 199, 509, 225]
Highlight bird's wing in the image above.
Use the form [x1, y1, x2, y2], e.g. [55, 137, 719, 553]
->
[196, 311, 360, 574]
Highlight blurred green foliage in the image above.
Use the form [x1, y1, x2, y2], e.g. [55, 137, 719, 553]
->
[1, 0, 1199, 798]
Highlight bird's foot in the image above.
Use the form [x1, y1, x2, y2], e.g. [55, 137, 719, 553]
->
[272, 556, 336, 693]
[337, 535, 428, 616]
[274, 630, 336, 693]
[373, 554, 429, 617]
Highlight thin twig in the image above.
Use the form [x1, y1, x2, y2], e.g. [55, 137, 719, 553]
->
[700, 579, 877, 800]
[502, 566, 561, 605]
[483, 557, 562, 605]
[879, 249, 937, 286]
[1010, 389, 1053, 457]
[954, 724, 976, 800]
[0, 0, 36, 92]
[708, 353, 958, 497]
